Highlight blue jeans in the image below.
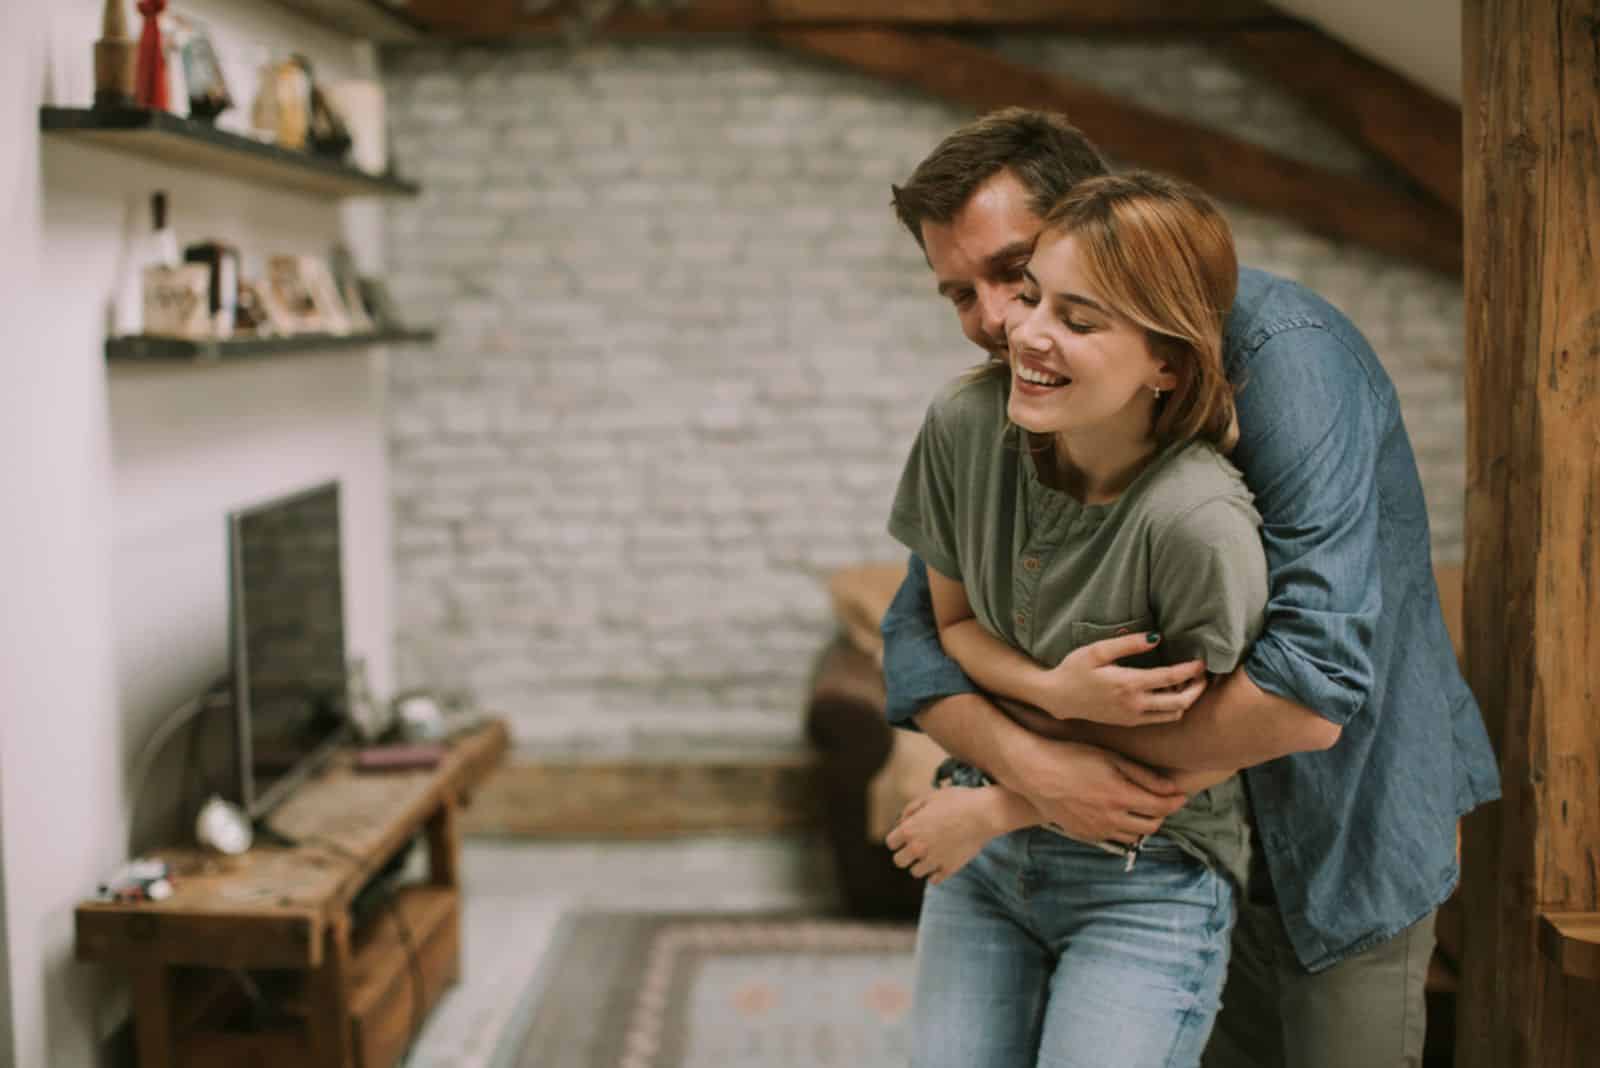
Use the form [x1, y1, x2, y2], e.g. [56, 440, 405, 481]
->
[910, 828, 1235, 1068]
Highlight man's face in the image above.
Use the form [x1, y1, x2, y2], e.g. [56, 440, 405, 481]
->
[919, 169, 1045, 357]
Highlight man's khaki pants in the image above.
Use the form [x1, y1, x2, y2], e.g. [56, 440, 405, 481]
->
[1203, 898, 1436, 1068]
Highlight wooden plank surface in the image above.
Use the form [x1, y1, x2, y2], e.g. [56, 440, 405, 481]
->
[266, 0, 427, 40]
[75, 720, 506, 969]
[349, 887, 461, 1068]
[40, 108, 418, 198]
[346, 886, 458, 1017]
[406, 0, 1295, 36]
[1456, 1, 1600, 1066]
[461, 754, 823, 837]
[770, 28, 1463, 276]
[1538, 912, 1600, 982]
[1221, 26, 1463, 213]
[78, 885, 324, 969]
[267, 718, 508, 907]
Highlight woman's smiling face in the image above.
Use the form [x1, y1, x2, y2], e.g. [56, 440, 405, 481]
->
[1003, 231, 1174, 441]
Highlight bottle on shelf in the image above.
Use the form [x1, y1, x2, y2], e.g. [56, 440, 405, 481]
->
[148, 191, 180, 267]
[93, 0, 136, 109]
[109, 190, 182, 338]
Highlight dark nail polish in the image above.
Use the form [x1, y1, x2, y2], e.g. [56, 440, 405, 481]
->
[1146, 632, 1161, 644]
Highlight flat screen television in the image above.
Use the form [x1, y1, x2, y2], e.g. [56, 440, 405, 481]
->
[227, 480, 350, 819]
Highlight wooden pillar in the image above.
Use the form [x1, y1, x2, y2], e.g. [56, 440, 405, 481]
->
[1457, 2, 1600, 1067]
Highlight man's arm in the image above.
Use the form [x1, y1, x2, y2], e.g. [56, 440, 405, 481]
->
[881, 555, 1190, 843]
[1055, 668, 1339, 771]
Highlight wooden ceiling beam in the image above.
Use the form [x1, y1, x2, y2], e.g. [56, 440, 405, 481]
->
[403, 0, 1297, 38]
[770, 28, 1461, 276]
[1220, 26, 1463, 214]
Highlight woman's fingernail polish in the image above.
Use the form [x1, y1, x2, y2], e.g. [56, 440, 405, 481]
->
[1146, 632, 1161, 644]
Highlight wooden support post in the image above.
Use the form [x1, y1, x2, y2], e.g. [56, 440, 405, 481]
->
[306, 916, 353, 1068]
[1457, 2, 1600, 1067]
[425, 794, 460, 890]
[130, 962, 173, 1068]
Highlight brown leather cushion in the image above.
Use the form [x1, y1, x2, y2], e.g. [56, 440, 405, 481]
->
[827, 562, 908, 665]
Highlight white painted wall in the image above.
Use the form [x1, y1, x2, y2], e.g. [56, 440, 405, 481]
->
[1274, 0, 1462, 103]
[3, 2, 396, 1063]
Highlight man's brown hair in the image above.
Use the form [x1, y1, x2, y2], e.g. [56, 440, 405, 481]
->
[891, 108, 1111, 248]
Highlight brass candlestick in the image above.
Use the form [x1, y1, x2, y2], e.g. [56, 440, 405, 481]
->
[93, 0, 136, 109]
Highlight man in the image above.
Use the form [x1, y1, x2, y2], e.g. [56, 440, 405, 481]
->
[879, 108, 1500, 1067]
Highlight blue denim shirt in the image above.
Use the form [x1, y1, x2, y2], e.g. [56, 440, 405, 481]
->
[881, 267, 1501, 973]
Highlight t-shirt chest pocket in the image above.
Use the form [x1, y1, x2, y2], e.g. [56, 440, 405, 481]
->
[1068, 617, 1164, 670]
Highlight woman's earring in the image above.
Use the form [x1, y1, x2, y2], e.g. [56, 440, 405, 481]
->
[1151, 387, 1162, 400]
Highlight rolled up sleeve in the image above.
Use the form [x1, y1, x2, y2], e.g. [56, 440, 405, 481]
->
[1234, 326, 1384, 727]
[880, 554, 979, 730]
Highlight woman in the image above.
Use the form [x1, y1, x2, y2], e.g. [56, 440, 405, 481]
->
[885, 171, 1265, 1068]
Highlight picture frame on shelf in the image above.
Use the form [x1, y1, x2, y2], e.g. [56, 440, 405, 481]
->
[263, 254, 348, 334]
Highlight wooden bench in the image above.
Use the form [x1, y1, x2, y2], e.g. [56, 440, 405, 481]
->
[77, 719, 508, 1068]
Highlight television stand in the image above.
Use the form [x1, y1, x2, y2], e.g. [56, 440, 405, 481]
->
[76, 718, 508, 1068]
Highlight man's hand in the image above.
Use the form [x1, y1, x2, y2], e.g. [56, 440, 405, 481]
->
[1034, 632, 1208, 726]
[1010, 737, 1190, 845]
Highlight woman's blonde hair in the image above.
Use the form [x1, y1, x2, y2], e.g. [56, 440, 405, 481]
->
[1030, 171, 1240, 451]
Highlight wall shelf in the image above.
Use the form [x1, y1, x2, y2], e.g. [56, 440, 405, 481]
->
[107, 329, 436, 364]
[40, 107, 420, 199]
[266, 0, 431, 42]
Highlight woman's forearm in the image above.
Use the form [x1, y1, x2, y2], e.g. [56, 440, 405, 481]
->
[1054, 668, 1338, 773]
[938, 619, 1053, 713]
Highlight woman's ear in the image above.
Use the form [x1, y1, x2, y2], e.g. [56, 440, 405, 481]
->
[1152, 362, 1180, 393]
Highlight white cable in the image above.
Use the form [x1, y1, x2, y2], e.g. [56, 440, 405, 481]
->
[124, 680, 228, 857]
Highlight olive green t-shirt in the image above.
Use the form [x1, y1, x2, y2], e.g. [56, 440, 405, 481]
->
[888, 371, 1268, 888]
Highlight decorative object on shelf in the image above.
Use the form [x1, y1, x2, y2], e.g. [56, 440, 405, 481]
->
[346, 657, 390, 744]
[252, 57, 310, 150]
[133, 0, 170, 111]
[323, 79, 386, 175]
[177, 16, 230, 122]
[235, 280, 270, 335]
[298, 56, 354, 161]
[329, 244, 375, 332]
[111, 189, 179, 337]
[358, 276, 404, 332]
[147, 189, 180, 266]
[143, 263, 211, 338]
[182, 240, 240, 338]
[93, 0, 137, 110]
[162, 13, 189, 118]
[263, 254, 350, 335]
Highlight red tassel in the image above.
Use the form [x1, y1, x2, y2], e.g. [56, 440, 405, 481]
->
[134, 0, 168, 111]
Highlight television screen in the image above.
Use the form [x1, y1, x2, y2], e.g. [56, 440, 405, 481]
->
[228, 481, 349, 818]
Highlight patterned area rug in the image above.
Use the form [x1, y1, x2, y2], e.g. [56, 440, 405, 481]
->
[508, 912, 918, 1067]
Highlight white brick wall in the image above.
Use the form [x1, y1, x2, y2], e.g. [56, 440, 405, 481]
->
[380, 38, 1465, 752]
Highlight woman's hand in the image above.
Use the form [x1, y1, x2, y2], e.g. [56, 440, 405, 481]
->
[886, 785, 1032, 886]
[1033, 632, 1209, 726]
